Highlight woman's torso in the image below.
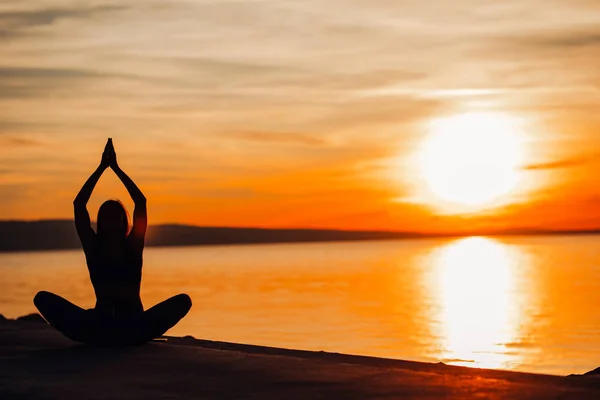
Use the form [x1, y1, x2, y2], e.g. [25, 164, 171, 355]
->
[86, 237, 143, 317]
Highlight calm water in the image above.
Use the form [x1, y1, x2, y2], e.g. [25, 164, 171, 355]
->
[2, 235, 600, 375]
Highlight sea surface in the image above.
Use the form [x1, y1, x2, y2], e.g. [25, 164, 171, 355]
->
[2, 235, 600, 376]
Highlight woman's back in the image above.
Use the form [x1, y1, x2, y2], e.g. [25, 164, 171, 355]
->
[87, 236, 144, 317]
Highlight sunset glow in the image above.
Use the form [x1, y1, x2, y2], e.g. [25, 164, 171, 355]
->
[1, 0, 600, 233]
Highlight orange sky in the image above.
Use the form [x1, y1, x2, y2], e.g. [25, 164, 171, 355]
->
[1, 1, 600, 232]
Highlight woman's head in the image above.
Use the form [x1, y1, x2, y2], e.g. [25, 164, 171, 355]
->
[97, 200, 130, 239]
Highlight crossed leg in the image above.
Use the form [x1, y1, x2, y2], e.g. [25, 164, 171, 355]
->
[33, 291, 98, 343]
[137, 294, 192, 342]
[34, 291, 192, 345]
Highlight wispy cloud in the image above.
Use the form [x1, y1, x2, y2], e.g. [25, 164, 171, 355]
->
[0, 4, 127, 40]
[225, 132, 329, 146]
[521, 28, 600, 49]
[0, 66, 120, 98]
[0, 135, 43, 147]
[523, 156, 595, 171]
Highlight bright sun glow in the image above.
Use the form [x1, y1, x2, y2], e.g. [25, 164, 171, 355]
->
[419, 112, 523, 208]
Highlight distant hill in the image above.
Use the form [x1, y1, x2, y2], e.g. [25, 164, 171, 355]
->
[1, 220, 597, 253]
[0, 220, 424, 252]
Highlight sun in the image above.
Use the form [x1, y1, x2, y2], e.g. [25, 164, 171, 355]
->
[418, 112, 523, 208]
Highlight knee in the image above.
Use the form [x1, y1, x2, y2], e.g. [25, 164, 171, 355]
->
[176, 293, 192, 311]
[33, 291, 52, 309]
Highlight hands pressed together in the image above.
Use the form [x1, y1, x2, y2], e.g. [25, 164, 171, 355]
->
[100, 138, 119, 170]
[75, 137, 145, 209]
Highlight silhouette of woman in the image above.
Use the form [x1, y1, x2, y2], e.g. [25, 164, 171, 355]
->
[34, 138, 192, 345]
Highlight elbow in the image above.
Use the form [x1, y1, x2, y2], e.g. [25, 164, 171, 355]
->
[136, 195, 147, 205]
[73, 196, 88, 207]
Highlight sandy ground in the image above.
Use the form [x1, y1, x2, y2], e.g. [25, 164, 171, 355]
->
[1, 316, 600, 399]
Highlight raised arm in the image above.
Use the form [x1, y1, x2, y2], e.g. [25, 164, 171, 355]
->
[74, 142, 110, 253]
[106, 139, 147, 248]
[113, 166, 147, 205]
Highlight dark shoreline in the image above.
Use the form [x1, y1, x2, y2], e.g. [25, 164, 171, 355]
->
[2, 314, 600, 399]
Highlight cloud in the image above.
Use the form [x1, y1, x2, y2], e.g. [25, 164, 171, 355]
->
[175, 56, 297, 77]
[0, 66, 124, 98]
[133, 53, 425, 100]
[523, 28, 600, 49]
[187, 187, 260, 200]
[0, 67, 103, 78]
[0, 135, 43, 147]
[0, 4, 126, 39]
[522, 156, 594, 171]
[458, 24, 600, 97]
[488, 26, 600, 62]
[226, 132, 329, 146]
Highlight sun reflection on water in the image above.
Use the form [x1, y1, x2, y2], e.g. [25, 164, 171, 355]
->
[432, 237, 523, 370]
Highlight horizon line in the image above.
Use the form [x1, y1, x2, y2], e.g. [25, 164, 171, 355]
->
[2, 218, 600, 238]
